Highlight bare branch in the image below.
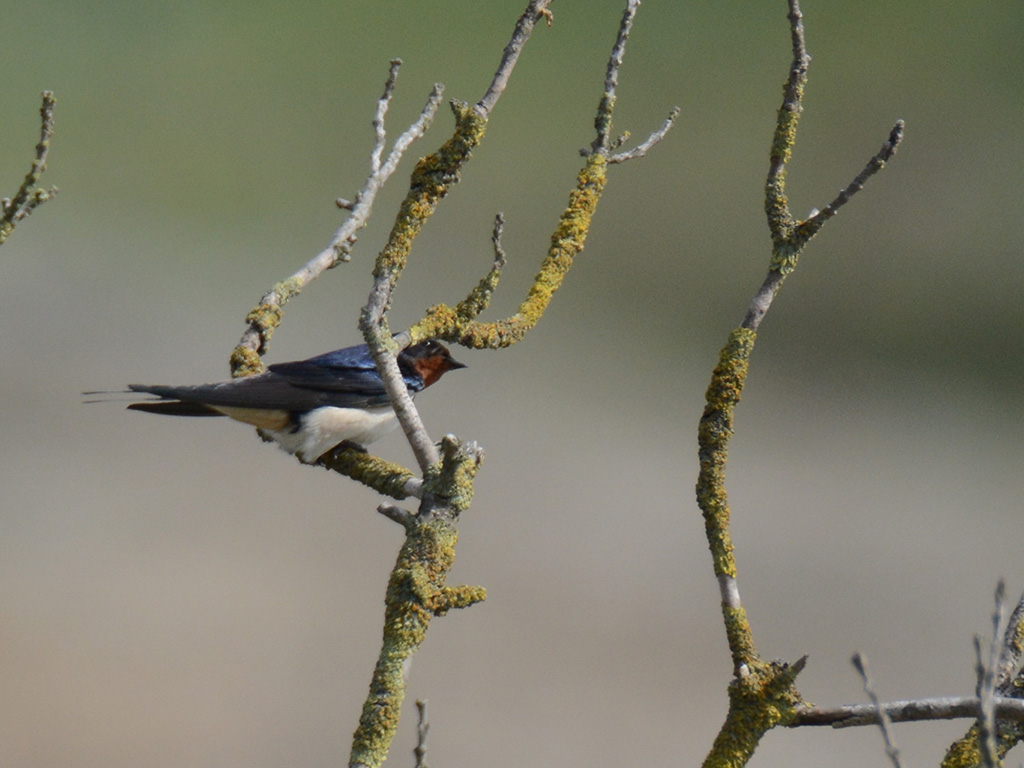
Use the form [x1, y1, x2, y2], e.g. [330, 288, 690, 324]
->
[851, 653, 904, 768]
[370, 59, 403, 176]
[366, 337, 439, 472]
[608, 107, 680, 164]
[592, 0, 640, 154]
[795, 120, 905, 241]
[414, 700, 429, 768]
[378, 504, 415, 528]
[974, 582, 1007, 768]
[477, 0, 555, 117]
[793, 697, 1024, 728]
[741, 270, 786, 333]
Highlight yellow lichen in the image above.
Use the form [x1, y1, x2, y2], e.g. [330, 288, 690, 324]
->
[411, 153, 607, 349]
[349, 517, 485, 768]
[697, 327, 756, 581]
[317, 447, 417, 500]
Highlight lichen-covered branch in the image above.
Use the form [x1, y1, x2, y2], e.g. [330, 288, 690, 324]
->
[696, 2, 902, 765]
[316, 446, 422, 500]
[701, 658, 806, 768]
[699, 0, 902, 662]
[411, 1, 674, 350]
[410, 153, 608, 348]
[696, 328, 759, 673]
[762, 0, 810, 250]
[348, 515, 485, 768]
[349, 437, 485, 768]
[347, 2, 676, 761]
[1, 91, 58, 247]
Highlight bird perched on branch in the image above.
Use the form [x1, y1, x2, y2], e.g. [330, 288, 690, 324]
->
[124, 340, 465, 462]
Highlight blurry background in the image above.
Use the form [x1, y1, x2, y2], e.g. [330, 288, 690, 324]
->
[2, 1, 1022, 766]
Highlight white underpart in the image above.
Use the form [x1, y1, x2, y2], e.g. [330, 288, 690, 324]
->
[263, 405, 398, 463]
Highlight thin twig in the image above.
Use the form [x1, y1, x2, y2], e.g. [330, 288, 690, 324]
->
[852, 653, 904, 768]
[608, 107, 680, 163]
[491, 212, 507, 267]
[477, 0, 555, 117]
[795, 120, 905, 241]
[1, 91, 58, 246]
[414, 700, 429, 768]
[697, 8, 904, 764]
[592, 0, 640, 154]
[975, 581, 1007, 768]
[589, 0, 678, 163]
[369, 59, 403, 176]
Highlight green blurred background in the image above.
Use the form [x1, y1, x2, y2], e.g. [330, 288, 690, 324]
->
[2, 2, 1022, 766]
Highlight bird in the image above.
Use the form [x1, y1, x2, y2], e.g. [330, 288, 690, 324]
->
[125, 340, 466, 462]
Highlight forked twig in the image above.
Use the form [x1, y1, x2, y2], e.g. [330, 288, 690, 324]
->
[697, 3, 903, 765]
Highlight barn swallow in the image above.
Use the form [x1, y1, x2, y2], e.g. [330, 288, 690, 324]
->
[126, 340, 465, 462]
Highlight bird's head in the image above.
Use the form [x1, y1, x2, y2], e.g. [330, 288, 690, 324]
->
[398, 340, 466, 388]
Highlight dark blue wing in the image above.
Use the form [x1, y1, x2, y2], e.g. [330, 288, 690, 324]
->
[128, 372, 391, 412]
[128, 342, 423, 415]
[269, 343, 424, 394]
